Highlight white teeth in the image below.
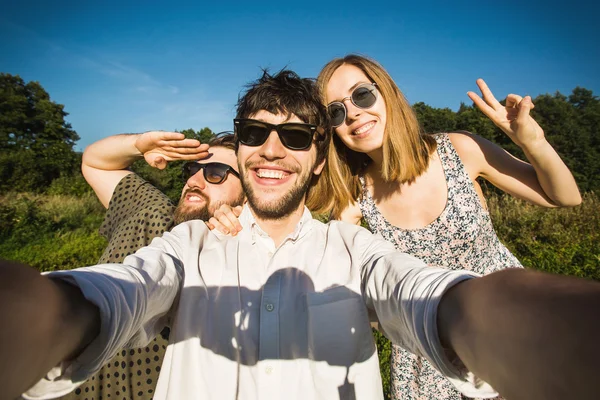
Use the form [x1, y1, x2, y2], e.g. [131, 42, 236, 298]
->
[354, 122, 375, 135]
[256, 169, 287, 179]
[189, 196, 201, 201]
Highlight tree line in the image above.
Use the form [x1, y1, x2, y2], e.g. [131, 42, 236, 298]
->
[2, 72, 598, 200]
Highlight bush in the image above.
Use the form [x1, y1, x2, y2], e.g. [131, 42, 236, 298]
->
[0, 192, 106, 271]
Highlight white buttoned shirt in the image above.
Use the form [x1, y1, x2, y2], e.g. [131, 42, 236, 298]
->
[26, 206, 497, 399]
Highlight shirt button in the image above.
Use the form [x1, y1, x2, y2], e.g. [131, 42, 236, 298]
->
[265, 366, 273, 374]
[267, 252, 273, 258]
[265, 303, 275, 312]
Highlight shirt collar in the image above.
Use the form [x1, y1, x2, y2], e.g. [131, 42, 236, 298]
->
[239, 204, 314, 245]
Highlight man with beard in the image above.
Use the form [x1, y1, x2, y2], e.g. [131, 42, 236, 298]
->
[3, 70, 600, 400]
[58, 132, 244, 400]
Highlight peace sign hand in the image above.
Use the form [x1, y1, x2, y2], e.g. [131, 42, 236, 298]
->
[467, 79, 546, 151]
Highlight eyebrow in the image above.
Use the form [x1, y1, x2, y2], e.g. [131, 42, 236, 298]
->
[330, 81, 372, 102]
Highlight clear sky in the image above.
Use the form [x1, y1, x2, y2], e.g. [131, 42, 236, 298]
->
[1, 0, 598, 151]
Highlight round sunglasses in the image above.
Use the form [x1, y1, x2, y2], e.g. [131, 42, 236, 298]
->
[182, 162, 240, 184]
[234, 118, 319, 150]
[327, 83, 378, 127]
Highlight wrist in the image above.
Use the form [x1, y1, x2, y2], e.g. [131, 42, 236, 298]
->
[520, 138, 551, 158]
[132, 133, 149, 157]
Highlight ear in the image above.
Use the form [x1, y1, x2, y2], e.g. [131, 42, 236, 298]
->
[312, 157, 326, 176]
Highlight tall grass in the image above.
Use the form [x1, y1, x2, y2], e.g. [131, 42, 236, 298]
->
[489, 192, 599, 280]
[0, 192, 106, 271]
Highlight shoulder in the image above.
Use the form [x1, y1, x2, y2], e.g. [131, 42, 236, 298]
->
[447, 132, 488, 177]
[325, 219, 396, 253]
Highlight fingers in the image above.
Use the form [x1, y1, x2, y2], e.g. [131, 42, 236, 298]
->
[208, 204, 243, 236]
[475, 78, 502, 109]
[506, 94, 535, 110]
[467, 90, 495, 119]
[516, 96, 533, 124]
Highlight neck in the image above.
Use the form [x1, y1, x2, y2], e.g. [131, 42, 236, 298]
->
[367, 147, 384, 169]
[249, 204, 306, 247]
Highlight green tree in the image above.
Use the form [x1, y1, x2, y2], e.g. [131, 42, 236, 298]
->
[0, 73, 80, 193]
[413, 102, 457, 133]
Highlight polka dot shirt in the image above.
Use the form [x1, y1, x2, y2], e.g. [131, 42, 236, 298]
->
[59, 174, 176, 400]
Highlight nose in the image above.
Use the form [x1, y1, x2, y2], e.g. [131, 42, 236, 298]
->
[259, 130, 287, 159]
[186, 167, 207, 190]
[342, 98, 361, 123]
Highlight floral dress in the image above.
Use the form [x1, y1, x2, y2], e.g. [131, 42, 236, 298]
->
[358, 133, 522, 400]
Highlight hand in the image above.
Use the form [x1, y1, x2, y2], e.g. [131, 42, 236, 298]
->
[205, 204, 244, 236]
[135, 131, 210, 170]
[467, 79, 546, 151]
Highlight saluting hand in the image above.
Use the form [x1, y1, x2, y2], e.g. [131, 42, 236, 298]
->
[135, 131, 210, 169]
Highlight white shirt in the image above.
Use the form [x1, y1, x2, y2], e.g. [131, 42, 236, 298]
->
[26, 206, 497, 399]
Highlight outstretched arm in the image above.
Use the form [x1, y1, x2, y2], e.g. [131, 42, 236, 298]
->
[464, 79, 581, 207]
[82, 131, 209, 208]
[0, 260, 100, 400]
[438, 268, 600, 400]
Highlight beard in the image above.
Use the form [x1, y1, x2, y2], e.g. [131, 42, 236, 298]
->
[173, 188, 245, 225]
[240, 161, 314, 221]
[173, 190, 211, 224]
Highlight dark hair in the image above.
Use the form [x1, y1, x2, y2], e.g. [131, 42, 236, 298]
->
[235, 69, 330, 166]
[208, 132, 236, 151]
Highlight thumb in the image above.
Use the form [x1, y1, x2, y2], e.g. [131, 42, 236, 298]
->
[517, 96, 532, 123]
[153, 156, 167, 170]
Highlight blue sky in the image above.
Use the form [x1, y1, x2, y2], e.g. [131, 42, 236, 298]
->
[1, 0, 598, 151]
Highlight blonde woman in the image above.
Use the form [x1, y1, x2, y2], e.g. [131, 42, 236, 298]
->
[311, 54, 580, 400]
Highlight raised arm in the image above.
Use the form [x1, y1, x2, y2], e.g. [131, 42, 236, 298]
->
[0, 260, 100, 400]
[438, 268, 600, 400]
[461, 79, 581, 207]
[82, 131, 209, 208]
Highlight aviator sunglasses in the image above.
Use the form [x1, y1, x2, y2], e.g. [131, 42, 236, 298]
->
[327, 83, 378, 127]
[182, 162, 240, 184]
[234, 118, 320, 151]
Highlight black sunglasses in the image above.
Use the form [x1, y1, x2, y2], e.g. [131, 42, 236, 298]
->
[234, 118, 319, 151]
[327, 83, 378, 127]
[182, 162, 240, 184]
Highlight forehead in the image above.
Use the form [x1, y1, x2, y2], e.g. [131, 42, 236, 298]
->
[204, 146, 238, 171]
[249, 110, 303, 124]
[325, 64, 370, 101]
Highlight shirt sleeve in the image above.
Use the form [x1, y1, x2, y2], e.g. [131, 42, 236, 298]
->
[23, 224, 194, 400]
[99, 173, 175, 241]
[355, 228, 498, 398]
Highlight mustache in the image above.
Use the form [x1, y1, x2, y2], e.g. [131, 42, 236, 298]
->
[182, 188, 209, 201]
[244, 160, 298, 173]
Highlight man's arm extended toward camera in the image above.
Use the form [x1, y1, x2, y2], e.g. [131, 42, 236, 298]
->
[438, 268, 600, 400]
[0, 261, 100, 400]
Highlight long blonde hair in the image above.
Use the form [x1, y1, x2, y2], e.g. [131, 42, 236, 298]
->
[307, 54, 436, 218]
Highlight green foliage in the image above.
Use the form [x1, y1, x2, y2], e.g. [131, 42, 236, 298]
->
[0, 192, 106, 270]
[0, 73, 80, 193]
[415, 89, 600, 193]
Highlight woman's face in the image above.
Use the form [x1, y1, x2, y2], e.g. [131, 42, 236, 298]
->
[325, 64, 387, 156]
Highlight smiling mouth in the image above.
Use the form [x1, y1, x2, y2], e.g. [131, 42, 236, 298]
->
[184, 190, 207, 203]
[255, 168, 289, 180]
[353, 121, 375, 135]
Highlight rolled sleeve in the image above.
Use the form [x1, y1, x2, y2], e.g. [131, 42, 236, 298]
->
[23, 232, 185, 399]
